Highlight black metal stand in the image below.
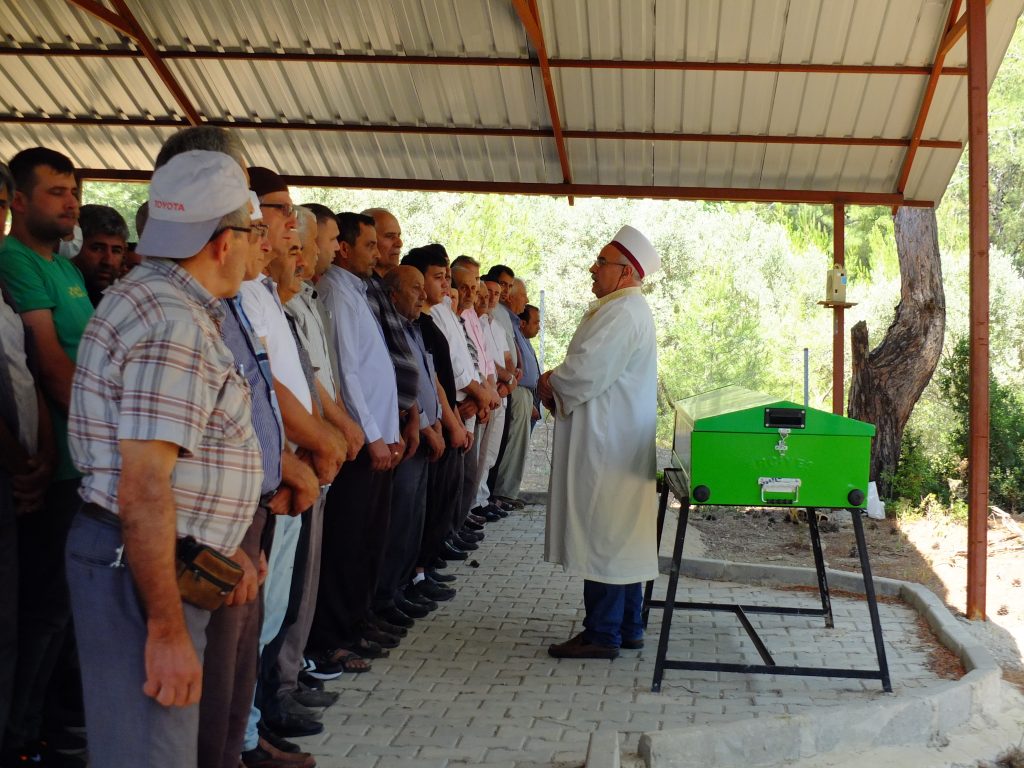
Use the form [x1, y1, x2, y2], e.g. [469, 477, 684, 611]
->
[645, 467, 892, 693]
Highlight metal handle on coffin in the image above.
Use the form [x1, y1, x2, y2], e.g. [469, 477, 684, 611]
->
[758, 477, 801, 504]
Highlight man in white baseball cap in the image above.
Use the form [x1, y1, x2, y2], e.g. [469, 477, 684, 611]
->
[66, 148, 263, 766]
[539, 224, 662, 660]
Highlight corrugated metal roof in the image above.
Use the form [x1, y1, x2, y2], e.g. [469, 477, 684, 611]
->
[0, 0, 1020, 205]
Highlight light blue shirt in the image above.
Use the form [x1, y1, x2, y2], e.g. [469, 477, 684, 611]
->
[317, 265, 399, 444]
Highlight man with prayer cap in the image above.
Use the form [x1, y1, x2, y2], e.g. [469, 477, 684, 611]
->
[539, 224, 661, 660]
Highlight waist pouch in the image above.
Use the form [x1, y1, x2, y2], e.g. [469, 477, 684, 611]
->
[175, 536, 243, 611]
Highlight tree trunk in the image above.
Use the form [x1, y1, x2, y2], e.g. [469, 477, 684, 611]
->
[848, 207, 945, 497]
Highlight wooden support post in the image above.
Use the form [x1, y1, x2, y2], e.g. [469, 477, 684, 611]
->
[965, 0, 989, 621]
[832, 203, 845, 416]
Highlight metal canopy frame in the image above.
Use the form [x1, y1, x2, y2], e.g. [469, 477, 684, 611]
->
[0, 0, 993, 619]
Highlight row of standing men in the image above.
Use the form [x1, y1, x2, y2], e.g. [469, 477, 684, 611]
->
[0, 126, 543, 768]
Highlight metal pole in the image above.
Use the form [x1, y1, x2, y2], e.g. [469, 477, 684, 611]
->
[538, 289, 546, 372]
[966, 0, 989, 621]
[832, 203, 845, 415]
[803, 348, 810, 407]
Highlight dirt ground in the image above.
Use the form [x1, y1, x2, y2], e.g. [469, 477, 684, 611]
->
[685, 502, 1024, 677]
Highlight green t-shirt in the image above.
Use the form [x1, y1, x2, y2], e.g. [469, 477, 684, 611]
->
[0, 236, 94, 480]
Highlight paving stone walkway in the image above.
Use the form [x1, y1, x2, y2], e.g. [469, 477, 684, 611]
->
[296, 424, 949, 767]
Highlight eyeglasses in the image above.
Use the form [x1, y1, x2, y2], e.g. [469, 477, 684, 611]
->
[593, 256, 630, 268]
[260, 201, 295, 217]
[249, 222, 269, 242]
[208, 225, 252, 243]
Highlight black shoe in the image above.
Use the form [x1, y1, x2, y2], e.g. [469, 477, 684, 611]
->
[304, 654, 344, 681]
[413, 579, 455, 602]
[484, 502, 509, 518]
[401, 587, 438, 612]
[452, 533, 478, 550]
[298, 668, 324, 691]
[427, 568, 456, 583]
[468, 513, 488, 525]
[431, 555, 449, 569]
[291, 688, 340, 708]
[262, 712, 324, 738]
[458, 527, 483, 542]
[442, 542, 469, 560]
[394, 594, 431, 618]
[463, 518, 484, 531]
[359, 625, 400, 649]
[258, 720, 305, 753]
[374, 606, 413, 630]
[368, 618, 407, 638]
[472, 506, 501, 522]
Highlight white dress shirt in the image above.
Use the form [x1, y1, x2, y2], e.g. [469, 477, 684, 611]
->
[428, 301, 477, 401]
[238, 277, 313, 415]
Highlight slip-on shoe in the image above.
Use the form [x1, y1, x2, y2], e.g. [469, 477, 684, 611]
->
[261, 713, 324, 738]
[548, 632, 619, 660]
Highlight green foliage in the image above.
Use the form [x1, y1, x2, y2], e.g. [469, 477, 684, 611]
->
[79, 181, 148, 241]
[935, 336, 1024, 513]
[889, 428, 946, 504]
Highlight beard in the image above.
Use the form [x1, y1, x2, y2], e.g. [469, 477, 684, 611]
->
[28, 210, 75, 243]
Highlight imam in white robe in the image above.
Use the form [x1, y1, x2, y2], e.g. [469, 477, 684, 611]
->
[544, 286, 659, 584]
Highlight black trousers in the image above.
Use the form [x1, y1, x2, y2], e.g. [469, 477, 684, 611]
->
[4, 479, 78, 751]
[418, 447, 463, 569]
[307, 447, 392, 653]
[375, 448, 428, 607]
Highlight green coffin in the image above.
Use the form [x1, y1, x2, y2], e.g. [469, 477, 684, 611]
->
[671, 386, 875, 509]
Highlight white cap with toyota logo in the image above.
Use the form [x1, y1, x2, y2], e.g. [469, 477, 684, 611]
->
[137, 150, 250, 260]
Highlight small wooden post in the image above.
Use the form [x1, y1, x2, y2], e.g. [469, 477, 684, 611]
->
[832, 203, 846, 416]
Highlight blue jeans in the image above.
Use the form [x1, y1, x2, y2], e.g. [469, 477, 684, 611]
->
[582, 580, 643, 648]
[243, 512, 303, 750]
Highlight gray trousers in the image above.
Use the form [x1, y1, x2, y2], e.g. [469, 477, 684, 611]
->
[198, 508, 267, 768]
[494, 386, 534, 500]
[273, 489, 327, 703]
[458, 417, 484, 525]
[66, 512, 210, 768]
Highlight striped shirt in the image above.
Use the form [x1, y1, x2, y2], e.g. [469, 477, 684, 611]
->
[221, 297, 284, 497]
[365, 274, 419, 411]
[69, 258, 263, 554]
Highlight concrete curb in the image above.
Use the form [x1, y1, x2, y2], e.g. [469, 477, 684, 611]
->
[585, 728, 621, 768]
[632, 557, 1001, 768]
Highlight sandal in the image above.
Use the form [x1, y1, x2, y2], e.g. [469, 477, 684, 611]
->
[340, 637, 389, 659]
[324, 647, 372, 673]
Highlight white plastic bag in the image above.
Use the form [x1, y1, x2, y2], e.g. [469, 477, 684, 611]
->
[866, 481, 886, 520]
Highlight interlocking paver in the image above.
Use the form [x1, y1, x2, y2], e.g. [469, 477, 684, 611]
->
[295, 425, 953, 767]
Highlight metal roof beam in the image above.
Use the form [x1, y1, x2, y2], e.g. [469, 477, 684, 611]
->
[511, 0, 573, 198]
[63, 0, 201, 125]
[1, 113, 962, 149]
[895, 0, 971, 200]
[938, 0, 992, 59]
[64, 0, 135, 38]
[76, 168, 934, 208]
[0, 45, 971, 77]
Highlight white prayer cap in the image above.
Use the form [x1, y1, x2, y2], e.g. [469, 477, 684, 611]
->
[249, 191, 264, 222]
[609, 225, 660, 278]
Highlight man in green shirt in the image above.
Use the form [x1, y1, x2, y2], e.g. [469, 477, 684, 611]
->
[0, 147, 92, 765]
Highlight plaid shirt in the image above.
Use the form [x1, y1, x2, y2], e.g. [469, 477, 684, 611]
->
[69, 258, 263, 555]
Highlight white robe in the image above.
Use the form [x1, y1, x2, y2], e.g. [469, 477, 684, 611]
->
[544, 286, 659, 584]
